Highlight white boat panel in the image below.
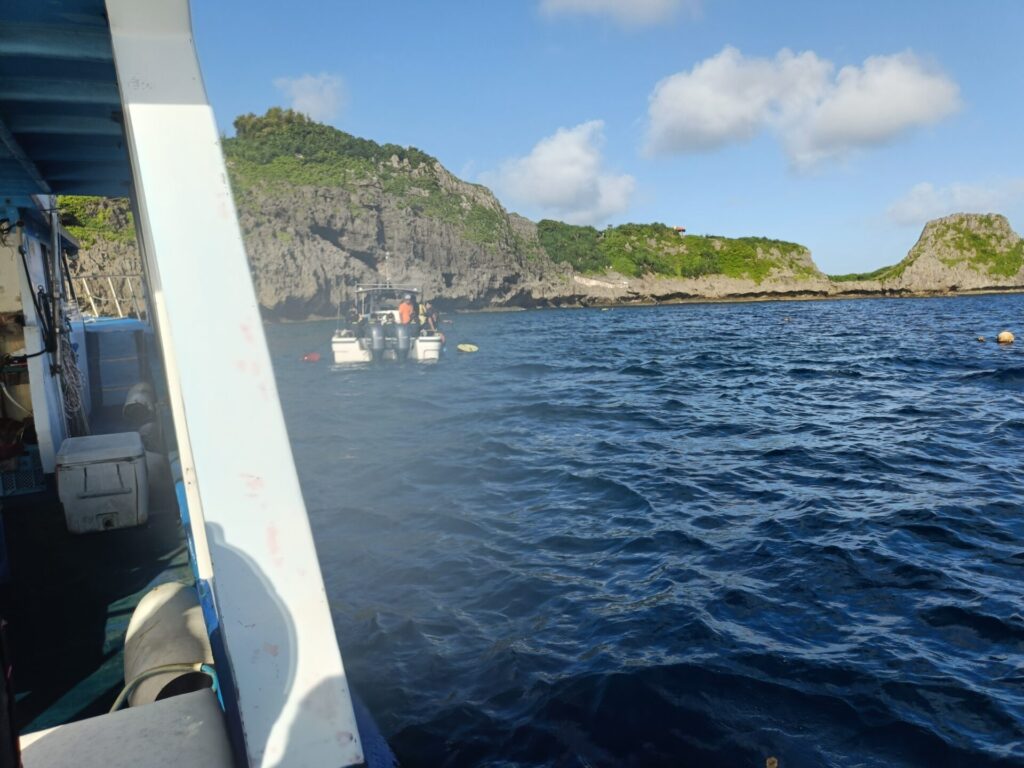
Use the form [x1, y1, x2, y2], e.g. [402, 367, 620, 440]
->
[20, 689, 232, 768]
[105, 2, 363, 766]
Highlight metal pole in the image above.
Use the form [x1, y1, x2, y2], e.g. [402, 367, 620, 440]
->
[49, 201, 62, 371]
[107, 275, 123, 317]
[48, 200, 71, 436]
[80, 277, 99, 316]
[124, 274, 140, 317]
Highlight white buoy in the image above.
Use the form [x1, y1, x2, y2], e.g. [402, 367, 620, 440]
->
[997, 330, 1015, 344]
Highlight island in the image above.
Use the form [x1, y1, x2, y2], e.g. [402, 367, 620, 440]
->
[61, 109, 1024, 320]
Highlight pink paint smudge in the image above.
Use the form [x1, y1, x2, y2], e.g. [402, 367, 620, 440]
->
[266, 523, 284, 567]
[240, 322, 255, 345]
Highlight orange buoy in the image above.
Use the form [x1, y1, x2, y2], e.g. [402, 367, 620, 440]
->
[302, 352, 321, 362]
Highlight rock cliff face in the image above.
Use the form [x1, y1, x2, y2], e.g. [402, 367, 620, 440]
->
[61, 111, 830, 317]
[831, 214, 1024, 296]
[235, 169, 577, 319]
[61, 112, 1023, 319]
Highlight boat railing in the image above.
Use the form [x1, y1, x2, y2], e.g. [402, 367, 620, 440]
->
[355, 283, 421, 294]
[72, 273, 148, 319]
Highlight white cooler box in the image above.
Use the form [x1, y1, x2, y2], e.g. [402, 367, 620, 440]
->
[57, 432, 148, 534]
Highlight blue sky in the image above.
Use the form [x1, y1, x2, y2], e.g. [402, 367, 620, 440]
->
[191, 0, 1023, 274]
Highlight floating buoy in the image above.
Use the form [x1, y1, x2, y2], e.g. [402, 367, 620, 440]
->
[456, 343, 478, 353]
[977, 336, 986, 342]
[997, 331, 1015, 344]
[302, 352, 321, 362]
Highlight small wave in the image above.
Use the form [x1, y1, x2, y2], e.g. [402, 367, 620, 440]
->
[991, 418, 1024, 434]
[919, 604, 1024, 644]
[788, 365, 864, 380]
[902, 523, 981, 551]
[501, 362, 559, 375]
[958, 365, 1024, 386]
[619, 363, 665, 377]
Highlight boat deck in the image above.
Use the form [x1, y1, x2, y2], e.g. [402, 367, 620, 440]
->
[0, 472, 189, 733]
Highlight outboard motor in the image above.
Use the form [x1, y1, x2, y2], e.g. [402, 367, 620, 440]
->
[369, 322, 385, 360]
[395, 323, 411, 360]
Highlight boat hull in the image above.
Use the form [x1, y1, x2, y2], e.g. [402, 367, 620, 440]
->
[331, 334, 373, 364]
[411, 334, 443, 362]
[331, 331, 443, 364]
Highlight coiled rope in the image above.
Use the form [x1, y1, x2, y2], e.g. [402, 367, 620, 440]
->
[59, 327, 85, 424]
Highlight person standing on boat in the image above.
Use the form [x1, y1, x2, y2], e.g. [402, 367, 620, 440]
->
[398, 294, 415, 325]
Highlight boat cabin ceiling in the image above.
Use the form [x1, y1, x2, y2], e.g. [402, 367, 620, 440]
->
[1, 0, 131, 205]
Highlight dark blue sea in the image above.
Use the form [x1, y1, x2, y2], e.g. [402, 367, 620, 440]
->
[266, 295, 1024, 768]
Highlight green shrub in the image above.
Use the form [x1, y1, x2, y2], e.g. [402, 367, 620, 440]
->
[948, 222, 1024, 277]
[58, 196, 135, 247]
[536, 220, 807, 282]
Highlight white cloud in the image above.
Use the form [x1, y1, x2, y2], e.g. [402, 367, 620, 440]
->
[485, 121, 635, 225]
[790, 53, 961, 166]
[540, 0, 699, 25]
[273, 73, 346, 123]
[646, 47, 961, 167]
[887, 180, 1024, 227]
[647, 47, 831, 153]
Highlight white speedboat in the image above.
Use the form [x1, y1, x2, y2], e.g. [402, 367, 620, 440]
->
[332, 285, 444, 364]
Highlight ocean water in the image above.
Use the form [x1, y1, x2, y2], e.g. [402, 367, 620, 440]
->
[266, 295, 1024, 768]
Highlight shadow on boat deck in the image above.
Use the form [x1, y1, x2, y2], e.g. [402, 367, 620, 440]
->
[0, 480, 190, 733]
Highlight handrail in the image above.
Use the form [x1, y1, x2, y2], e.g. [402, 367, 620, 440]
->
[71, 272, 147, 318]
[355, 283, 421, 293]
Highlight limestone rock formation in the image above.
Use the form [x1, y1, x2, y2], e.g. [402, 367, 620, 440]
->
[235, 170, 574, 319]
[61, 112, 1023, 320]
[832, 214, 1024, 296]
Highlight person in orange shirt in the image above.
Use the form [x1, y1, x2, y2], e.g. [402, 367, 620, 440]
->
[398, 294, 414, 325]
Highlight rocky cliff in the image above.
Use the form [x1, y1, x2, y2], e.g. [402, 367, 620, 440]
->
[830, 213, 1024, 296]
[232, 170, 577, 318]
[60, 111, 1024, 318]
[60, 109, 829, 318]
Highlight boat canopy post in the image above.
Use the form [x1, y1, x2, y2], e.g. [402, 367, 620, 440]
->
[105, 2, 363, 766]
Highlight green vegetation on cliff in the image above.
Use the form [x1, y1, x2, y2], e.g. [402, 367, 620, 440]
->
[940, 215, 1024, 277]
[226, 108, 434, 187]
[59, 109, 827, 295]
[225, 108, 509, 248]
[59, 196, 135, 247]
[829, 264, 907, 282]
[830, 213, 1024, 282]
[537, 220, 812, 282]
[535, 221, 603, 271]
